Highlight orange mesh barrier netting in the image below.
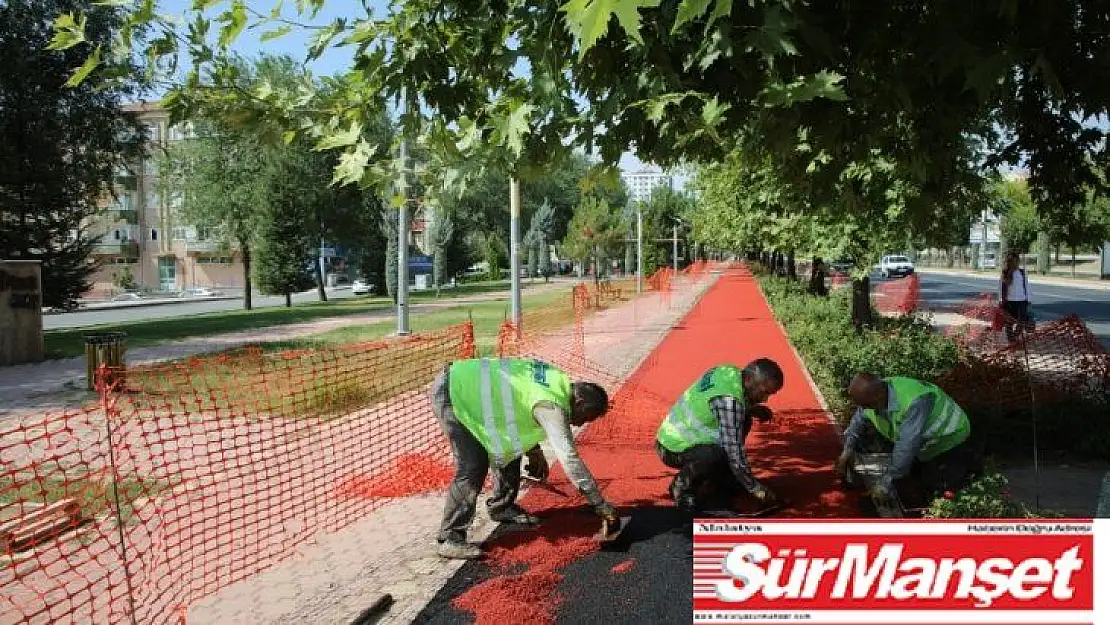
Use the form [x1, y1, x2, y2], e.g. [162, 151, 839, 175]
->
[0, 263, 724, 624]
[1, 324, 472, 624]
[871, 274, 920, 315]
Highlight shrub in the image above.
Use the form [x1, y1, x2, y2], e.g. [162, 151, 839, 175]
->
[758, 275, 960, 423]
[924, 473, 1062, 519]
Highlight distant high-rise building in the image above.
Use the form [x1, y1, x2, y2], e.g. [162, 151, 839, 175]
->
[621, 168, 673, 204]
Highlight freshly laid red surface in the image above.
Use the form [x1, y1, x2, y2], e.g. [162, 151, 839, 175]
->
[452, 267, 858, 622]
[610, 559, 635, 574]
[334, 453, 454, 499]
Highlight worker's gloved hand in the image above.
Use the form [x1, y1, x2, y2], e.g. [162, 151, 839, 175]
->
[752, 485, 779, 505]
[749, 404, 774, 424]
[523, 448, 549, 482]
[595, 501, 619, 522]
[835, 451, 855, 480]
[869, 483, 897, 509]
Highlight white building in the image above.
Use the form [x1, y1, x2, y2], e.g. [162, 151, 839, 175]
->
[621, 168, 673, 204]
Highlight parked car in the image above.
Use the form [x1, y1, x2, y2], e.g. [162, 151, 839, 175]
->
[351, 279, 375, 295]
[828, 258, 855, 276]
[182, 287, 221, 298]
[111, 292, 144, 302]
[879, 254, 916, 278]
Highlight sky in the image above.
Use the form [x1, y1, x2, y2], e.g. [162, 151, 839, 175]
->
[156, 0, 661, 176]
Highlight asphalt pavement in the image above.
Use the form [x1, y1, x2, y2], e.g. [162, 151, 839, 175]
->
[42, 288, 361, 330]
[911, 271, 1110, 348]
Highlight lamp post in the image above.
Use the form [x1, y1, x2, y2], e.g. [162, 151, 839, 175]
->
[396, 87, 411, 336]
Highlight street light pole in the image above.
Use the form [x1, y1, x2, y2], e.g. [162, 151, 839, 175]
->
[509, 178, 522, 331]
[396, 87, 411, 336]
[672, 223, 678, 273]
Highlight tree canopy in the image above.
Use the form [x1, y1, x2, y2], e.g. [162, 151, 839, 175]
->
[53, 0, 1110, 234]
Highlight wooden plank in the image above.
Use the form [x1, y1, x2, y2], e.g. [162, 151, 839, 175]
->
[0, 498, 83, 553]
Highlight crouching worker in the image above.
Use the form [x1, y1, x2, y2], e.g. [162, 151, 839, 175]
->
[836, 373, 980, 509]
[655, 359, 785, 513]
[429, 357, 620, 560]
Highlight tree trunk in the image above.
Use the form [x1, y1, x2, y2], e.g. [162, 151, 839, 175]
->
[851, 277, 872, 332]
[787, 250, 796, 280]
[241, 243, 253, 311]
[1072, 246, 1077, 278]
[315, 258, 328, 302]
[1036, 232, 1051, 274]
[285, 291, 292, 307]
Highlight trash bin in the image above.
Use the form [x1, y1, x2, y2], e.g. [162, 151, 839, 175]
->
[84, 332, 127, 391]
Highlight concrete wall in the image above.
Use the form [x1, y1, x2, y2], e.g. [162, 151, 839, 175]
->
[0, 260, 44, 366]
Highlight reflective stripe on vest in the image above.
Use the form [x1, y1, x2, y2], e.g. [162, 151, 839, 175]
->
[656, 365, 745, 453]
[865, 377, 970, 460]
[449, 358, 567, 466]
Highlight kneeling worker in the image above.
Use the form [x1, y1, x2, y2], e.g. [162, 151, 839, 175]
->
[655, 359, 786, 512]
[836, 373, 978, 508]
[429, 357, 619, 560]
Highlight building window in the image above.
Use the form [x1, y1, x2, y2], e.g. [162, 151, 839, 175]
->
[144, 122, 162, 143]
[150, 228, 159, 241]
[146, 190, 160, 210]
[172, 227, 189, 241]
[143, 157, 157, 177]
[197, 256, 233, 264]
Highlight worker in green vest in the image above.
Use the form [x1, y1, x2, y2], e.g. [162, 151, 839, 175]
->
[655, 359, 786, 513]
[429, 358, 618, 560]
[836, 373, 978, 509]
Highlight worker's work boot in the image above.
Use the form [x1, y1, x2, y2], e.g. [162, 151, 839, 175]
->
[436, 540, 483, 560]
[489, 505, 540, 525]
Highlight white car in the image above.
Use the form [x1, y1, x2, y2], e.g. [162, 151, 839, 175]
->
[879, 255, 915, 279]
[351, 279, 375, 295]
[183, 287, 221, 298]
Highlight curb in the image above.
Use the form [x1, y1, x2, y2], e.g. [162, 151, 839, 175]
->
[916, 268, 1110, 291]
[49, 295, 242, 315]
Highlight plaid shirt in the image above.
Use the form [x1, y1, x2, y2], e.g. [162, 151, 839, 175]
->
[710, 395, 762, 494]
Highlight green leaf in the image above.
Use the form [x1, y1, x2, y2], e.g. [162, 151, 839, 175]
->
[218, 0, 248, 48]
[700, 96, 729, 128]
[64, 45, 101, 87]
[559, 0, 662, 56]
[672, 0, 713, 34]
[192, 0, 224, 9]
[48, 13, 86, 51]
[308, 19, 345, 60]
[332, 141, 372, 187]
[315, 122, 362, 151]
[282, 130, 297, 145]
[260, 24, 294, 42]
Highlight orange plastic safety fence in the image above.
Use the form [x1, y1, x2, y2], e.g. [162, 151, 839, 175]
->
[937, 291, 1110, 414]
[871, 274, 920, 315]
[1, 324, 472, 624]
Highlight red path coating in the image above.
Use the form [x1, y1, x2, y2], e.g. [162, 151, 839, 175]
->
[453, 268, 858, 622]
[610, 559, 635, 574]
[335, 453, 455, 499]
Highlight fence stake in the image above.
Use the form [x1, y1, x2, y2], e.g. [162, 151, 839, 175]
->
[100, 367, 140, 625]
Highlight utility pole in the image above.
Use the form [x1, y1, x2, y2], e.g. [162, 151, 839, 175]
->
[672, 223, 678, 273]
[396, 87, 411, 336]
[509, 178, 522, 331]
[636, 202, 643, 294]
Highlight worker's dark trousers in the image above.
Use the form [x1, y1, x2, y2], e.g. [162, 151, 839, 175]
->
[429, 366, 521, 544]
[898, 439, 982, 508]
[655, 441, 738, 501]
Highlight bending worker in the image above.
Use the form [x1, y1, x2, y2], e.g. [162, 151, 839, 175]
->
[429, 357, 619, 560]
[655, 359, 785, 513]
[836, 373, 978, 508]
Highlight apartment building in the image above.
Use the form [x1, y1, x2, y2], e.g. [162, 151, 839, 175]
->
[89, 102, 243, 297]
[621, 168, 674, 204]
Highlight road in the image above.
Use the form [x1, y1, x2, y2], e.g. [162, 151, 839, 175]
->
[42, 289, 362, 330]
[910, 271, 1110, 348]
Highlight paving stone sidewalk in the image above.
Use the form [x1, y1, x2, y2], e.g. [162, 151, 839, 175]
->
[184, 276, 716, 625]
[0, 284, 567, 416]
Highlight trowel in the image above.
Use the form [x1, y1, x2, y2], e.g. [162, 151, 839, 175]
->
[594, 515, 633, 543]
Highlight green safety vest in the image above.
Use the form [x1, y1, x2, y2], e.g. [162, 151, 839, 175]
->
[656, 365, 746, 453]
[865, 377, 971, 461]
[448, 358, 572, 467]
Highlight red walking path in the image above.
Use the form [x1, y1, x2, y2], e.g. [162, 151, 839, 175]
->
[415, 267, 860, 624]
